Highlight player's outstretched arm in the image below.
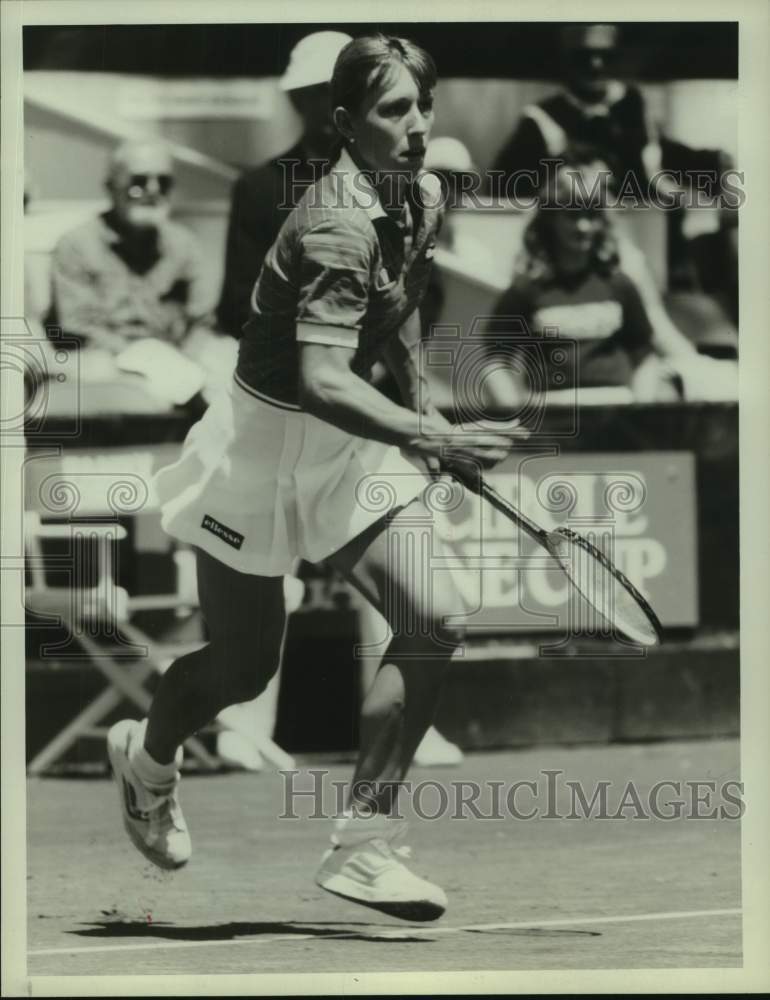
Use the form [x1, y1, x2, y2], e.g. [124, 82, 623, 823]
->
[297, 340, 515, 469]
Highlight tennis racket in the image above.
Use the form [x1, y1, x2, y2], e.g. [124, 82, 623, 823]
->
[448, 466, 663, 647]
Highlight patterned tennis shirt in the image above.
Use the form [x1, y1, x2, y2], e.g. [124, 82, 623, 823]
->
[235, 148, 443, 409]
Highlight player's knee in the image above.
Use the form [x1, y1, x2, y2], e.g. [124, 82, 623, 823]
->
[361, 693, 404, 727]
[361, 663, 406, 721]
[389, 588, 467, 650]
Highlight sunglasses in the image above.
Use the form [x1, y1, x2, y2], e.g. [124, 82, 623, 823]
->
[126, 173, 174, 198]
[569, 48, 615, 69]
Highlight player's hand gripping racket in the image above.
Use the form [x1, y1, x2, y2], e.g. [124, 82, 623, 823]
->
[446, 461, 663, 647]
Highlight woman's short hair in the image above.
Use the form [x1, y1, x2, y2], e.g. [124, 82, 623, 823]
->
[331, 34, 436, 115]
[516, 154, 619, 283]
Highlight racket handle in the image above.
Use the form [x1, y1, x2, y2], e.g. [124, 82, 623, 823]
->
[442, 457, 482, 496]
[477, 479, 549, 544]
[444, 461, 549, 545]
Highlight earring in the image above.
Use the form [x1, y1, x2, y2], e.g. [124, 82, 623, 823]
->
[349, 137, 356, 144]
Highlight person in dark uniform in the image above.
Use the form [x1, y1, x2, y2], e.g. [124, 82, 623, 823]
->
[491, 23, 737, 339]
[216, 31, 352, 337]
[492, 23, 727, 205]
[492, 24, 650, 201]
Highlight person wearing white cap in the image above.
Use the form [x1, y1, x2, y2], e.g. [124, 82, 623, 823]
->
[216, 30, 352, 338]
[218, 28, 459, 773]
[213, 32, 351, 770]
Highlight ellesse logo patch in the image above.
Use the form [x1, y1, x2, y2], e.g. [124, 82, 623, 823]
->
[201, 515, 244, 550]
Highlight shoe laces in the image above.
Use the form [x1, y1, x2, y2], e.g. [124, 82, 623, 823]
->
[144, 787, 186, 832]
[370, 837, 413, 865]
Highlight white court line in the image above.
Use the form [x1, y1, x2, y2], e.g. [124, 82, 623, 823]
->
[28, 907, 741, 958]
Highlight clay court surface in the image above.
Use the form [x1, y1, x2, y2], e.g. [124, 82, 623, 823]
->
[26, 738, 741, 976]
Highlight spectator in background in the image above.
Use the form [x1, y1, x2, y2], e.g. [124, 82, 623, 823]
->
[482, 158, 699, 409]
[490, 23, 738, 327]
[49, 140, 215, 353]
[216, 31, 352, 337]
[211, 31, 353, 772]
[23, 169, 47, 330]
[423, 136, 503, 289]
[493, 24, 651, 200]
[492, 23, 728, 205]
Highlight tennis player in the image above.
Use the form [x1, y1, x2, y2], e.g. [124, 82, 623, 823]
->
[108, 34, 518, 922]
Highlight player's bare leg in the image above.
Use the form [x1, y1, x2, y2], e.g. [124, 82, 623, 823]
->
[108, 551, 286, 869]
[317, 496, 466, 919]
[358, 604, 464, 767]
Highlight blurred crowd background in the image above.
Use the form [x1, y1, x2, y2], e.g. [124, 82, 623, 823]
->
[22, 20, 738, 414]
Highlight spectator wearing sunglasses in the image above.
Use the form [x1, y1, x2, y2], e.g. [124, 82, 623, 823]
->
[49, 140, 215, 354]
[492, 25, 651, 202]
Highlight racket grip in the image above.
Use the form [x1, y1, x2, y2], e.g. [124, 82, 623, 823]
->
[441, 456, 483, 495]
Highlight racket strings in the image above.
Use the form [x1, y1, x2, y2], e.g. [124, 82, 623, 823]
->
[558, 527, 653, 612]
[474, 478, 663, 647]
[551, 527, 662, 646]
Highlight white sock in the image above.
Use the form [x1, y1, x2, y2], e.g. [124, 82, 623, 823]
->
[332, 810, 405, 847]
[128, 721, 180, 790]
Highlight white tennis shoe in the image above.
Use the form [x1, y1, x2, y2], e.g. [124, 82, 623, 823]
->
[107, 719, 191, 870]
[315, 819, 447, 921]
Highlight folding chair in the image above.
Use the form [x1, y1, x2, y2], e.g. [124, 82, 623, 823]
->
[25, 511, 219, 774]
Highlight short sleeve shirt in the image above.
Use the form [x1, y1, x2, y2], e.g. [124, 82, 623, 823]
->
[235, 148, 443, 408]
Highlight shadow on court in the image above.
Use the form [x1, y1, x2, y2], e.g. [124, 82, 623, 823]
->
[26, 742, 742, 974]
[68, 919, 601, 944]
[70, 918, 435, 943]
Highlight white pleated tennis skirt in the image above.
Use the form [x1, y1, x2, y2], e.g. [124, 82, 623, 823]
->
[154, 377, 433, 576]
